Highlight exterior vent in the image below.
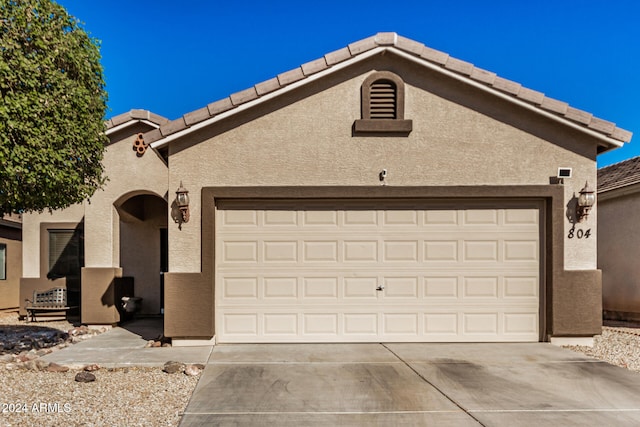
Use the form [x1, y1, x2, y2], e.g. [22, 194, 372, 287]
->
[370, 80, 396, 119]
[354, 70, 412, 134]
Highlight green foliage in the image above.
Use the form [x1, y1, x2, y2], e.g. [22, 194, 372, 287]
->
[0, 0, 108, 215]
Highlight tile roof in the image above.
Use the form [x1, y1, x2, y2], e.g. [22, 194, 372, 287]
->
[598, 156, 640, 193]
[144, 32, 633, 147]
[105, 109, 169, 131]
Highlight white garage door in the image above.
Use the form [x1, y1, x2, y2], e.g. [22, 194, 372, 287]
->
[215, 200, 541, 343]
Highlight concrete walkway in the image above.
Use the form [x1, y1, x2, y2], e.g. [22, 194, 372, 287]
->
[41, 319, 213, 368]
[180, 343, 640, 426]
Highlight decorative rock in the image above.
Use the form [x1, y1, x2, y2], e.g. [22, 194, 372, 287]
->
[21, 360, 38, 371]
[163, 361, 185, 374]
[36, 348, 53, 357]
[75, 371, 96, 383]
[0, 354, 15, 363]
[35, 359, 50, 370]
[161, 343, 171, 347]
[152, 341, 162, 348]
[184, 364, 202, 376]
[84, 364, 100, 372]
[47, 362, 69, 373]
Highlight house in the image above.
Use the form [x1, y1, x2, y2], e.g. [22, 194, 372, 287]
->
[20, 33, 632, 345]
[598, 157, 640, 321]
[0, 214, 22, 310]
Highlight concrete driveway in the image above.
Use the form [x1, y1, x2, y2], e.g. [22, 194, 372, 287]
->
[180, 343, 640, 426]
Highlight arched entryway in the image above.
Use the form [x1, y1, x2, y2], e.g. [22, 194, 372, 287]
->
[114, 191, 168, 316]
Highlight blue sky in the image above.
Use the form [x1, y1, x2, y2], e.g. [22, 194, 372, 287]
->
[58, 0, 639, 167]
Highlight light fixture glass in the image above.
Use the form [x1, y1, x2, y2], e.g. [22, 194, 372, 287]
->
[175, 181, 190, 223]
[577, 181, 595, 222]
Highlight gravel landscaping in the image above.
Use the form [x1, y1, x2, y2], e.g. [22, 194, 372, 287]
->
[564, 326, 640, 372]
[0, 312, 199, 427]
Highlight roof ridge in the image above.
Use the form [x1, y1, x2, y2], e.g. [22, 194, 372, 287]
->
[143, 32, 633, 147]
[106, 109, 169, 130]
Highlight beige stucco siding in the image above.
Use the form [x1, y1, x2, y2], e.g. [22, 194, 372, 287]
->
[0, 236, 21, 309]
[21, 131, 168, 276]
[21, 203, 85, 278]
[84, 135, 168, 268]
[168, 55, 597, 273]
[599, 191, 640, 314]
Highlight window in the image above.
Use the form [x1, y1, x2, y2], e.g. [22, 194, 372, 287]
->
[0, 244, 6, 280]
[354, 71, 412, 134]
[48, 229, 81, 279]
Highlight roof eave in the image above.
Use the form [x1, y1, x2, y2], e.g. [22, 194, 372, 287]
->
[149, 43, 631, 151]
[150, 46, 386, 150]
[598, 181, 640, 201]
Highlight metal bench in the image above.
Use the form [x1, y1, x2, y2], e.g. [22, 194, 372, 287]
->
[24, 288, 76, 322]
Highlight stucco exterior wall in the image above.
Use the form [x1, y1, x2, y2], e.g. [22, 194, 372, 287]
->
[599, 191, 640, 315]
[0, 235, 21, 309]
[84, 133, 168, 268]
[167, 54, 598, 273]
[21, 204, 84, 278]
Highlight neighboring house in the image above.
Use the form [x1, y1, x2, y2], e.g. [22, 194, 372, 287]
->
[598, 157, 640, 321]
[0, 214, 22, 310]
[21, 33, 632, 345]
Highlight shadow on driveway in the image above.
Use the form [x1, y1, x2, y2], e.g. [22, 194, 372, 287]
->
[180, 343, 640, 426]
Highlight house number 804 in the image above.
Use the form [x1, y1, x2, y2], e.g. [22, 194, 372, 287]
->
[568, 227, 591, 239]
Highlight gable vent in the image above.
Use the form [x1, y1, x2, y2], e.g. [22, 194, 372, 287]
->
[369, 80, 396, 119]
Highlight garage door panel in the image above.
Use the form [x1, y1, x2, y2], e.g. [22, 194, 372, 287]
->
[303, 210, 338, 226]
[383, 277, 419, 298]
[304, 314, 338, 335]
[463, 209, 499, 225]
[303, 241, 338, 262]
[383, 210, 418, 225]
[223, 313, 258, 335]
[344, 240, 378, 262]
[216, 202, 541, 343]
[344, 210, 378, 225]
[344, 277, 378, 298]
[504, 313, 538, 334]
[221, 277, 258, 299]
[383, 241, 419, 262]
[463, 241, 499, 261]
[264, 277, 298, 299]
[264, 313, 298, 335]
[222, 241, 258, 263]
[303, 277, 338, 299]
[264, 210, 297, 225]
[263, 241, 298, 262]
[504, 240, 538, 261]
[344, 313, 378, 335]
[504, 276, 538, 298]
[463, 277, 499, 298]
[383, 313, 419, 335]
[424, 241, 458, 261]
[424, 277, 459, 298]
[464, 313, 499, 335]
[424, 210, 458, 225]
[504, 209, 539, 225]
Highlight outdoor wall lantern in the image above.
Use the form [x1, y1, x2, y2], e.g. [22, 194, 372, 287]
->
[576, 181, 595, 222]
[175, 181, 190, 223]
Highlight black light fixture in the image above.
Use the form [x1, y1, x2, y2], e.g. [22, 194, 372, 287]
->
[576, 181, 595, 222]
[175, 181, 190, 223]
